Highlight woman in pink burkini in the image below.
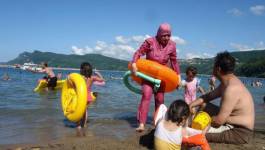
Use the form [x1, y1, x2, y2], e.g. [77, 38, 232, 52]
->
[131, 23, 181, 132]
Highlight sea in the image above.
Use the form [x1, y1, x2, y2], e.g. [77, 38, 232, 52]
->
[0, 67, 264, 145]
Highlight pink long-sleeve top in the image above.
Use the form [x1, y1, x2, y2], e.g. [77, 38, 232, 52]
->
[132, 37, 180, 74]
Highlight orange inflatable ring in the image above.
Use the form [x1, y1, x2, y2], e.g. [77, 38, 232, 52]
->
[129, 59, 180, 92]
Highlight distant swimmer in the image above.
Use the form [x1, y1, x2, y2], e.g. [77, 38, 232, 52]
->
[208, 75, 216, 91]
[110, 76, 123, 80]
[2, 73, 10, 81]
[57, 72, 63, 80]
[251, 80, 263, 87]
[256, 80, 263, 87]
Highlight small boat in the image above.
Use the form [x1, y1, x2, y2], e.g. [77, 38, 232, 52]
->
[21, 62, 42, 71]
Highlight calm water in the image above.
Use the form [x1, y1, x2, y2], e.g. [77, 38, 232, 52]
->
[0, 67, 265, 145]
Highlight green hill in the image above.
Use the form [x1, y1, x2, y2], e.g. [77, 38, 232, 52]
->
[7, 50, 129, 70]
[6, 50, 265, 77]
[179, 50, 265, 77]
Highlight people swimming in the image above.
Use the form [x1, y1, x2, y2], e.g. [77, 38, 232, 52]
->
[251, 80, 263, 87]
[38, 62, 57, 90]
[208, 75, 216, 91]
[110, 75, 123, 80]
[2, 73, 10, 81]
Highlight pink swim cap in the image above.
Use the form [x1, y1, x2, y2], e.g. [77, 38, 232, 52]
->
[156, 23, 171, 38]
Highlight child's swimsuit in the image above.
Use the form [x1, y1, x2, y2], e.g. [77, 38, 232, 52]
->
[154, 104, 182, 150]
[184, 77, 200, 104]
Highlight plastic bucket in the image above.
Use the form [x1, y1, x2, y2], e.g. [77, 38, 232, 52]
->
[192, 111, 211, 130]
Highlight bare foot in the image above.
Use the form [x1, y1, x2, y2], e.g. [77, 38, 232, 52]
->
[82, 128, 86, 137]
[76, 127, 82, 137]
[136, 124, 145, 132]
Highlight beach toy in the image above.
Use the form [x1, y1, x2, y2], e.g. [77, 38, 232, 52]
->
[192, 111, 211, 130]
[93, 81, 105, 86]
[90, 92, 97, 101]
[34, 79, 65, 92]
[61, 73, 87, 122]
[182, 134, 210, 150]
[123, 71, 161, 94]
[124, 59, 180, 94]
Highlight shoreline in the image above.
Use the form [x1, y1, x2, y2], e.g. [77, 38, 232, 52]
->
[1, 127, 265, 150]
[1, 65, 265, 79]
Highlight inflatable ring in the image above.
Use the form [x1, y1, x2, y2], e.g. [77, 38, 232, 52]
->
[61, 73, 87, 122]
[123, 71, 161, 94]
[128, 59, 180, 92]
[93, 81, 105, 86]
[34, 79, 65, 92]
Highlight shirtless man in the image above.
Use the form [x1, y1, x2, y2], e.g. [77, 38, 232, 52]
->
[39, 62, 57, 90]
[189, 51, 254, 144]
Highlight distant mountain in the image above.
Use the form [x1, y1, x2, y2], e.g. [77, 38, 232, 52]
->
[179, 50, 265, 77]
[6, 50, 265, 77]
[7, 51, 129, 70]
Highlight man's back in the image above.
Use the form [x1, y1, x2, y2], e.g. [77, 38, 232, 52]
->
[222, 75, 254, 130]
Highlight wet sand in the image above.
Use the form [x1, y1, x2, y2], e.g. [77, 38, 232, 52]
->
[1, 119, 265, 150]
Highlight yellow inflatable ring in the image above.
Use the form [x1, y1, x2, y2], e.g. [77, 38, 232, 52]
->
[61, 73, 87, 122]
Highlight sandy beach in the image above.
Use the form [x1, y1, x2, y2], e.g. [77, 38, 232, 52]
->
[1, 119, 265, 150]
[1, 67, 264, 150]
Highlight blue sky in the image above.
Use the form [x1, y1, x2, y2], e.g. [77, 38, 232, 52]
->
[0, 0, 265, 62]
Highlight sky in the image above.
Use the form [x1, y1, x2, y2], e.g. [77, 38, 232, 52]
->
[0, 0, 265, 62]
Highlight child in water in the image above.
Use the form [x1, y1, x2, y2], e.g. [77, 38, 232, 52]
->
[76, 62, 105, 136]
[154, 100, 210, 150]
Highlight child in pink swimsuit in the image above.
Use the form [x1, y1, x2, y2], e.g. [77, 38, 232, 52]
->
[182, 66, 205, 105]
[76, 62, 105, 136]
[182, 66, 205, 125]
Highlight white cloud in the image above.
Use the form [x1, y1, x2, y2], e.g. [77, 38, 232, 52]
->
[71, 46, 94, 55]
[230, 43, 250, 51]
[71, 34, 186, 60]
[171, 36, 186, 45]
[71, 46, 85, 55]
[250, 5, 265, 15]
[227, 8, 243, 16]
[131, 35, 151, 45]
[230, 41, 265, 51]
[185, 52, 213, 59]
[115, 36, 130, 44]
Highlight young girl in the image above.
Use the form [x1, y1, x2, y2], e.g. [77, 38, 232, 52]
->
[154, 100, 210, 150]
[76, 62, 105, 136]
[181, 66, 205, 105]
